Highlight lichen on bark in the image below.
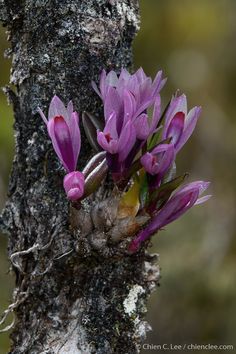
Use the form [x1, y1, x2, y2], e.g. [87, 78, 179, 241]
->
[0, 1, 160, 353]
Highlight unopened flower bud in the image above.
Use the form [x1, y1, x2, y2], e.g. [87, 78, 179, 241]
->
[63, 171, 85, 201]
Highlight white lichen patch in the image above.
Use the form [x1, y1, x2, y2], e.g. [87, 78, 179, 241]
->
[42, 299, 92, 354]
[27, 132, 37, 146]
[134, 318, 151, 339]
[116, 2, 140, 31]
[81, 18, 106, 45]
[123, 285, 145, 316]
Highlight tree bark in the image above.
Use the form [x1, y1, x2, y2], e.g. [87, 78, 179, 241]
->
[0, 1, 159, 353]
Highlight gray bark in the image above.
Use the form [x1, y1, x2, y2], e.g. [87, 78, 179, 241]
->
[0, 1, 160, 353]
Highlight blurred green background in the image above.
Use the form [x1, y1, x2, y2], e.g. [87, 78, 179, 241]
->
[0, 0, 236, 353]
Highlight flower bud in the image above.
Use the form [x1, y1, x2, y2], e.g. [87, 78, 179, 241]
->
[63, 171, 85, 201]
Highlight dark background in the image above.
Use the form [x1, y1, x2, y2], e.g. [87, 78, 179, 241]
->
[1, 1, 236, 352]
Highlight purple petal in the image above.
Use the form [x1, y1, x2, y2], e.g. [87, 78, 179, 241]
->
[175, 106, 201, 152]
[48, 95, 68, 121]
[47, 118, 64, 165]
[123, 89, 136, 123]
[125, 75, 139, 97]
[164, 189, 199, 224]
[53, 116, 75, 172]
[152, 70, 164, 96]
[116, 68, 131, 95]
[68, 112, 81, 167]
[106, 70, 118, 87]
[140, 153, 155, 174]
[149, 95, 161, 133]
[195, 195, 212, 205]
[67, 100, 74, 118]
[67, 189, 82, 201]
[166, 112, 185, 146]
[141, 144, 175, 176]
[157, 77, 167, 93]
[128, 179, 210, 252]
[97, 132, 110, 152]
[139, 77, 152, 102]
[162, 94, 187, 139]
[97, 131, 119, 154]
[129, 189, 194, 251]
[118, 120, 136, 161]
[104, 87, 123, 122]
[151, 143, 173, 155]
[135, 67, 147, 83]
[99, 69, 107, 98]
[104, 112, 118, 138]
[157, 144, 175, 178]
[63, 171, 85, 201]
[134, 97, 155, 119]
[133, 113, 150, 140]
[176, 181, 210, 197]
[119, 68, 130, 81]
[40, 97, 82, 172]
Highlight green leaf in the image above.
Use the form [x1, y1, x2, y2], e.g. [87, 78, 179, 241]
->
[148, 129, 161, 150]
[149, 173, 188, 208]
[148, 136, 172, 152]
[117, 178, 141, 218]
[139, 172, 149, 209]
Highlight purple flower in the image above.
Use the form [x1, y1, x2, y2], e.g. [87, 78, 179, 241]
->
[141, 143, 175, 178]
[63, 171, 85, 201]
[93, 69, 165, 180]
[97, 111, 136, 161]
[38, 95, 81, 172]
[129, 181, 211, 253]
[162, 94, 201, 152]
[92, 68, 166, 118]
[133, 95, 161, 140]
[92, 68, 166, 121]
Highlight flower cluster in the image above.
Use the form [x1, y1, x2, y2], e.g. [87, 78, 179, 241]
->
[92, 68, 165, 181]
[39, 67, 210, 253]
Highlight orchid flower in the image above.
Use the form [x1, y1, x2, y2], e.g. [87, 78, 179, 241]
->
[141, 144, 175, 188]
[162, 94, 201, 153]
[93, 69, 165, 180]
[133, 95, 161, 140]
[92, 67, 166, 120]
[38, 95, 81, 173]
[129, 181, 211, 253]
[97, 111, 136, 158]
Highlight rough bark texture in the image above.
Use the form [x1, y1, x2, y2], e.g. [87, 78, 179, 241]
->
[0, 1, 160, 353]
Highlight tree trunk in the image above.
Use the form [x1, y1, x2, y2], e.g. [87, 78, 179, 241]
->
[0, 1, 159, 353]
